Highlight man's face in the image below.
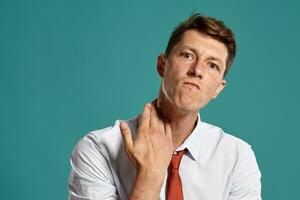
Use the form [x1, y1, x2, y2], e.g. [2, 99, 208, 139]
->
[157, 29, 228, 113]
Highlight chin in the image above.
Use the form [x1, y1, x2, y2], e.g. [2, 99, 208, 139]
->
[174, 96, 201, 113]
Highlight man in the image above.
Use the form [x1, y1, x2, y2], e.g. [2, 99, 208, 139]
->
[68, 13, 261, 200]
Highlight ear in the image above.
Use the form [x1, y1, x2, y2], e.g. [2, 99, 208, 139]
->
[212, 79, 227, 99]
[156, 54, 166, 78]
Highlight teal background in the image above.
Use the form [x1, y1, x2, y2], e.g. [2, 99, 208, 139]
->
[1, 0, 299, 199]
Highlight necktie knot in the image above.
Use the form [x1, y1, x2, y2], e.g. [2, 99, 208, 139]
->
[169, 150, 185, 170]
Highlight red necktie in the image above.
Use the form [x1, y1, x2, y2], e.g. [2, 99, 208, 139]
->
[166, 150, 186, 200]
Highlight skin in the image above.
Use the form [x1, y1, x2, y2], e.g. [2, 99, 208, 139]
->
[120, 29, 228, 200]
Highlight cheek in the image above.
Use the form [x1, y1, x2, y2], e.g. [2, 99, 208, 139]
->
[203, 82, 221, 99]
[163, 67, 181, 86]
[162, 72, 183, 99]
[162, 75, 177, 96]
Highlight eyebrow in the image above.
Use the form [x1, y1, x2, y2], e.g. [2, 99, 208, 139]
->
[180, 45, 198, 55]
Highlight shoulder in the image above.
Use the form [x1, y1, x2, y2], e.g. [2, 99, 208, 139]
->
[199, 121, 254, 162]
[72, 116, 139, 159]
[68, 118, 140, 199]
[201, 121, 251, 147]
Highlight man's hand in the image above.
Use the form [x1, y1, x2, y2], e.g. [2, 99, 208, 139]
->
[119, 102, 174, 200]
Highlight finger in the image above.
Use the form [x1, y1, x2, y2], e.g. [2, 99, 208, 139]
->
[139, 103, 151, 129]
[156, 105, 165, 122]
[153, 100, 167, 121]
[155, 105, 169, 128]
[152, 100, 167, 132]
[156, 105, 161, 116]
[150, 103, 159, 128]
[120, 122, 133, 152]
[156, 108, 165, 131]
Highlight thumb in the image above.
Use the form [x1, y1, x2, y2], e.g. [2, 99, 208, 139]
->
[120, 121, 133, 153]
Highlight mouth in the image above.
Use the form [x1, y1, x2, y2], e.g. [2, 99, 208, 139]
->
[183, 82, 200, 90]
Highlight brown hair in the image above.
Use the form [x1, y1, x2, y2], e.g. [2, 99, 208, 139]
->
[165, 13, 237, 77]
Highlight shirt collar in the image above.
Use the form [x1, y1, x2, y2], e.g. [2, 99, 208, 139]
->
[175, 113, 202, 161]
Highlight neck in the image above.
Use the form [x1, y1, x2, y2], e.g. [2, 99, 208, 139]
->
[157, 89, 198, 150]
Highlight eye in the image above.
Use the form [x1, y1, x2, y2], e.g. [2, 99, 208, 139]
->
[209, 63, 219, 71]
[180, 52, 195, 61]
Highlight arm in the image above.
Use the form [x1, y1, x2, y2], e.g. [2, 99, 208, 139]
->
[68, 134, 118, 200]
[120, 103, 174, 200]
[228, 146, 262, 200]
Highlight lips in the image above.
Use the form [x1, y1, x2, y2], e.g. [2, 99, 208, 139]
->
[183, 81, 200, 90]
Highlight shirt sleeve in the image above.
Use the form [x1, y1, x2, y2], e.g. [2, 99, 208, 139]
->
[228, 145, 262, 200]
[68, 134, 119, 200]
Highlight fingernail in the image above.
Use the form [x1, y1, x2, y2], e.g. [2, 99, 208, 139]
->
[120, 122, 126, 129]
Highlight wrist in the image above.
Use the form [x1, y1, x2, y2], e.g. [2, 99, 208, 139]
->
[136, 168, 167, 182]
[129, 169, 166, 200]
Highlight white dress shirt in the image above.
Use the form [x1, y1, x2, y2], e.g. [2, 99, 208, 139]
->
[68, 114, 261, 200]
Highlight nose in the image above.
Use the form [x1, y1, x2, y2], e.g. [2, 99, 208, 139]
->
[187, 62, 204, 79]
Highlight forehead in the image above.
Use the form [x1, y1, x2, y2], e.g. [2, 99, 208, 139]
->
[174, 29, 228, 63]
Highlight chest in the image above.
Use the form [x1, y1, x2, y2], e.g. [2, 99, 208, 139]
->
[116, 156, 234, 200]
